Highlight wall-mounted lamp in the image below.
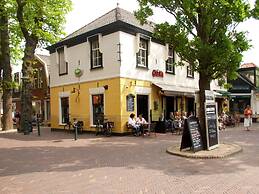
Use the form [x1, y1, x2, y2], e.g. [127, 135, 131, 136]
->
[103, 85, 109, 90]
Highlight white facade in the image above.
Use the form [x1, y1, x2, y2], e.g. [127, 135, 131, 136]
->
[50, 30, 224, 93]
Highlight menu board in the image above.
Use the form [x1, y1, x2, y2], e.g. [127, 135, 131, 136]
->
[126, 94, 134, 112]
[180, 116, 204, 152]
[205, 103, 219, 150]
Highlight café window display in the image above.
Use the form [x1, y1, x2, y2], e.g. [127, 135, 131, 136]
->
[92, 94, 104, 125]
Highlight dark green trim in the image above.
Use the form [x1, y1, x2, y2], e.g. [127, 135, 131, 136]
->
[47, 20, 165, 53]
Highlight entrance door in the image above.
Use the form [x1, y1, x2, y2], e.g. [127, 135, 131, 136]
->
[137, 95, 149, 121]
[166, 96, 174, 120]
[187, 97, 195, 114]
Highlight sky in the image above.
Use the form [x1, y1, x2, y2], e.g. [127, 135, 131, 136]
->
[64, 0, 259, 66]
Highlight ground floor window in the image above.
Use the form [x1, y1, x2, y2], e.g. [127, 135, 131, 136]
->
[92, 94, 104, 125]
[60, 97, 69, 124]
[230, 97, 250, 114]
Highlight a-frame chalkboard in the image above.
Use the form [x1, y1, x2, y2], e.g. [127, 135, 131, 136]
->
[180, 116, 204, 152]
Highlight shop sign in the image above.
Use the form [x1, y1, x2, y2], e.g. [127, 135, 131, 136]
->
[152, 70, 164, 78]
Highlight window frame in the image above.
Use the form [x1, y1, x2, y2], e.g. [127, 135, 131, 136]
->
[90, 36, 103, 69]
[136, 38, 148, 69]
[166, 47, 175, 74]
[57, 47, 68, 76]
[59, 96, 69, 125]
[187, 65, 194, 78]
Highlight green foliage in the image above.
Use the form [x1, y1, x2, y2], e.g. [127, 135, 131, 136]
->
[135, 0, 252, 81]
[15, 0, 72, 47]
[253, 0, 259, 18]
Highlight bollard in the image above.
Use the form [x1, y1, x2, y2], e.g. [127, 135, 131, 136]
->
[74, 124, 78, 141]
[37, 118, 41, 136]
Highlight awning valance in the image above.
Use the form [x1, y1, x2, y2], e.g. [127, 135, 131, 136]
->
[152, 83, 196, 96]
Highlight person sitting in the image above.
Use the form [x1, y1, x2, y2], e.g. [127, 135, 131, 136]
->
[136, 114, 149, 135]
[128, 113, 141, 136]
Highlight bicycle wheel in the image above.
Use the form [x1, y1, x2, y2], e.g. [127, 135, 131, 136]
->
[105, 126, 112, 137]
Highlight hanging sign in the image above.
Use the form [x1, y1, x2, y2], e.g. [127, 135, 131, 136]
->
[152, 70, 164, 78]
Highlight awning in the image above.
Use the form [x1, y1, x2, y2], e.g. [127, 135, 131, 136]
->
[215, 90, 231, 97]
[153, 83, 196, 96]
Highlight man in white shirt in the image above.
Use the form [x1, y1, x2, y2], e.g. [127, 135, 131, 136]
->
[128, 113, 141, 136]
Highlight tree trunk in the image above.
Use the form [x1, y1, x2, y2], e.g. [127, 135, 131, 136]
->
[20, 38, 37, 134]
[0, 8, 13, 131]
[198, 73, 211, 149]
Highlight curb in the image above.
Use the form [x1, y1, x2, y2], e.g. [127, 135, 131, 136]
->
[166, 143, 243, 159]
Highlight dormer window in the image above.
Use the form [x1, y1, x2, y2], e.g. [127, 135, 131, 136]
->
[136, 38, 148, 68]
[57, 47, 68, 76]
[166, 47, 175, 74]
[90, 37, 103, 69]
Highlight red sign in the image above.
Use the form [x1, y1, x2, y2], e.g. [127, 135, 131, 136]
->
[152, 70, 164, 77]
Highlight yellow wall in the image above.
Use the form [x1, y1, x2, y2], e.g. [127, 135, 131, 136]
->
[50, 78, 121, 132]
[50, 77, 165, 133]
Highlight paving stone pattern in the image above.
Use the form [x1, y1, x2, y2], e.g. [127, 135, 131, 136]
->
[0, 124, 259, 194]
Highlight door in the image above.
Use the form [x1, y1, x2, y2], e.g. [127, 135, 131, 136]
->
[166, 96, 174, 120]
[187, 97, 195, 114]
[137, 95, 149, 121]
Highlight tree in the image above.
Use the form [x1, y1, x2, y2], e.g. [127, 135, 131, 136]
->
[15, 0, 72, 134]
[135, 0, 251, 148]
[253, 0, 259, 18]
[0, 0, 13, 130]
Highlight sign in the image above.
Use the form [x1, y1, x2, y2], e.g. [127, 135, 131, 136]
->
[205, 90, 215, 103]
[180, 116, 204, 152]
[152, 70, 164, 77]
[205, 102, 219, 150]
[126, 94, 135, 112]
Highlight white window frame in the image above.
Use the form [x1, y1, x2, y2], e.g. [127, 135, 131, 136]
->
[137, 38, 148, 68]
[59, 92, 70, 125]
[89, 87, 105, 126]
[187, 65, 194, 78]
[166, 48, 175, 74]
[90, 39, 102, 68]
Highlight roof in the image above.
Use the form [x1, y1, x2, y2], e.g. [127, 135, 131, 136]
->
[35, 54, 50, 74]
[240, 63, 257, 68]
[62, 7, 154, 41]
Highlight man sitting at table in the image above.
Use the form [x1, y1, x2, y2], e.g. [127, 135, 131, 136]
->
[136, 114, 148, 135]
[128, 113, 141, 136]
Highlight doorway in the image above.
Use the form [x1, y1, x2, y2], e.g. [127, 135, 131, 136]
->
[137, 95, 149, 121]
[165, 96, 174, 120]
[187, 97, 195, 114]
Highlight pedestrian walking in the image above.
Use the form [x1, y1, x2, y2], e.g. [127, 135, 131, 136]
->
[244, 105, 253, 131]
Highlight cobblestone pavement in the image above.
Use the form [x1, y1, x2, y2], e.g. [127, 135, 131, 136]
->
[0, 124, 259, 194]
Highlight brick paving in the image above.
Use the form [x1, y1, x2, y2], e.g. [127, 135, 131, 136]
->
[0, 123, 258, 194]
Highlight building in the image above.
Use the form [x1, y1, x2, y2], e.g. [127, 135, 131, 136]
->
[228, 63, 259, 115]
[12, 54, 51, 124]
[47, 7, 224, 133]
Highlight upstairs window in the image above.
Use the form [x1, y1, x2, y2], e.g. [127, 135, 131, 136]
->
[136, 38, 148, 68]
[166, 47, 175, 74]
[57, 47, 67, 76]
[187, 65, 194, 78]
[32, 68, 43, 89]
[90, 37, 103, 69]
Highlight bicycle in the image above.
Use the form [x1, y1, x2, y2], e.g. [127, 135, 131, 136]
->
[95, 119, 114, 137]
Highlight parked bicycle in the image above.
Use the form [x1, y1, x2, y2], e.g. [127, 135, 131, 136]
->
[95, 118, 114, 137]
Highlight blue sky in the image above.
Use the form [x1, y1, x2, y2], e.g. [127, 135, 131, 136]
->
[64, 0, 258, 66]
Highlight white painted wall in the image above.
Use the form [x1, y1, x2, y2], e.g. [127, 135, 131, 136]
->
[50, 32, 120, 87]
[49, 30, 226, 93]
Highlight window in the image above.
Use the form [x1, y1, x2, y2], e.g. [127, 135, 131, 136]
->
[60, 97, 69, 124]
[57, 47, 67, 75]
[32, 68, 43, 89]
[90, 38, 103, 69]
[92, 94, 104, 125]
[136, 38, 148, 68]
[187, 65, 194, 78]
[166, 47, 175, 74]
